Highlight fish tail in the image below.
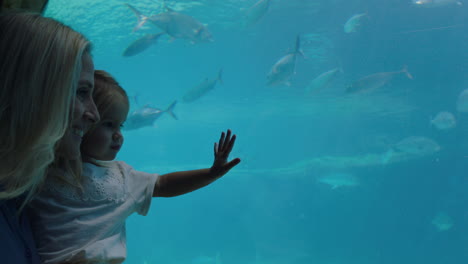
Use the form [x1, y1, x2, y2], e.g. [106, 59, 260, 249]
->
[217, 68, 224, 85]
[165, 100, 178, 120]
[125, 3, 149, 32]
[151, 32, 166, 40]
[294, 35, 306, 58]
[401, 65, 413, 80]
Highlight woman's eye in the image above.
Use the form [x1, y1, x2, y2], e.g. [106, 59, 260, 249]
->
[77, 88, 89, 98]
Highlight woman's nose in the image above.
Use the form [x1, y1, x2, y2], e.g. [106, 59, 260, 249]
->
[84, 100, 100, 124]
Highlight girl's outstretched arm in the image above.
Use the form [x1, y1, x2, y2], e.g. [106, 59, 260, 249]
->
[153, 129, 241, 197]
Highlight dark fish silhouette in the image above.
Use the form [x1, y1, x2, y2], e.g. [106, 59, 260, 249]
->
[123, 32, 165, 57]
[183, 69, 223, 103]
[124, 101, 177, 131]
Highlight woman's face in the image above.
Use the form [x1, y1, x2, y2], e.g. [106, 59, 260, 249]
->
[58, 53, 100, 160]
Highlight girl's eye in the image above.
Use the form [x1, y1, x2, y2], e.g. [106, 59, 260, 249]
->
[103, 122, 113, 127]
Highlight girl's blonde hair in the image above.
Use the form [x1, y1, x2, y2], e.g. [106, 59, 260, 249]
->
[80, 70, 129, 169]
[91, 70, 130, 119]
[0, 12, 90, 202]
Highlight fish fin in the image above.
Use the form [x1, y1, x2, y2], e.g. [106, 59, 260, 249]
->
[401, 65, 413, 80]
[131, 94, 140, 107]
[151, 32, 166, 40]
[125, 3, 149, 32]
[381, 149, 394, 165]
[160, 0, 174, 12]
[217, 68, 224, 85]
[165, 100, 178, 120]
[215, 252, 222, 264]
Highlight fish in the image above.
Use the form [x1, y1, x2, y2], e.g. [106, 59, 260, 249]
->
[243, 0, 271, 27]
[344, 13, 367, 33]
[412, 0, 463, 7]
[124, 101, 177, 131]
[306, 68, 342, 93]
[456, 89, 468, 112]
[317, 172, 359, 189]
[346, 66, 413, 93]
[183, 69, 223, 103]
[394, 136, 440, 156]
[122, 32, 165, 57]
[267, 35, 303, 86]
[126, 3, 213, 44]
[431, 211, 454, 231]
[430, 111, 456, 130]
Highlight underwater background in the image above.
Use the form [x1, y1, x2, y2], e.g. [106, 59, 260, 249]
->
[45, 0, 467, 263]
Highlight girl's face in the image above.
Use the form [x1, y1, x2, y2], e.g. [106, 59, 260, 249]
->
[58, 53, 100, 160]
[81, 99, 128, 161]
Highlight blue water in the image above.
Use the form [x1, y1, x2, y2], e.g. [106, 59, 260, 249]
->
[45, 0, 468, 263]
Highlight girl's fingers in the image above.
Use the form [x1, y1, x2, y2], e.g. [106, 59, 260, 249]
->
[218, 131, 225, 150]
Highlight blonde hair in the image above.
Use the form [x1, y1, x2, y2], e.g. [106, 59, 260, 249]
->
[0, 12, 90, 202]
[80, 70, 129, 168]
[92, 70, 129, 118]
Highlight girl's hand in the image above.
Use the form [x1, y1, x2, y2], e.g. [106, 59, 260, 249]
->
[211, 129, 241, 178]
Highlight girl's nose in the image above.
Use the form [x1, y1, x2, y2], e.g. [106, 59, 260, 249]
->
[113, 131, 122, 141]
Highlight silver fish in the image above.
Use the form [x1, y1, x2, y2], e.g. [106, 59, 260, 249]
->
[124, 101, 177, 131]
[267, 35, 303, 86]
[317, 172, 359, 189]
[306, 68, 342, 93]
[123, 33, 165, 57]
[126, 3, 212, 44]
[412, 0, 463, 7]
[394, 136, 440, 156]
[243, 0, 271, 27]
[344, 13, 367, 33]
[431, 211, 454, 231]
[430, 111, 456, 130]
[456, 89, 468, 112]
[346, 66, 413, 93]
[183, 69, 223, 103]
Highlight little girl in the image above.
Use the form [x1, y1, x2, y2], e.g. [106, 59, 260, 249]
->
[29, 70, 241, 264]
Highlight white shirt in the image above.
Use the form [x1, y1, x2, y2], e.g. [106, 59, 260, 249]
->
[29, 161, 159, 264]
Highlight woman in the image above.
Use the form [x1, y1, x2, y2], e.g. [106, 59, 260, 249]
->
[0, 12, 99, 263]
[0, 0, 49, 13]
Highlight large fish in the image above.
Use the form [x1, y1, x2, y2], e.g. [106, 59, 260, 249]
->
[183, 69, 223, 103]
[126, 3, 213, 44]
[412, 0, 462, 7]
[123, 32, 165, 57]
[346, 66, 413, 93]
[243, 0, 271, 27]
[317, 172, 359, 189]
[344, 13, 367, 33]
[381, 136, 440, 164]
[124, 101, 177, 131]
[306, 68, 342, 93]
[267, 35, 303, 86]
